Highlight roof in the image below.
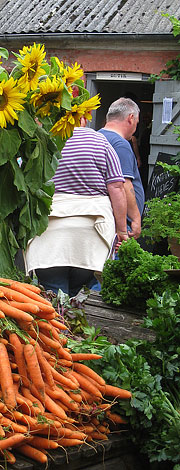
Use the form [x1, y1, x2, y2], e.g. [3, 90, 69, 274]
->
[0, 0, 180, 35]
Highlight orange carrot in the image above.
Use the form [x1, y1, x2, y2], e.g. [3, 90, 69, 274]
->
[80, 389, 97, 405]
[0, 433, 26, 451]
[50, 366, 77, 390]
[8, 333, 30, 388]
[97, 424, 110, 434]
[0, 278, 41, 294]
[45, 384, 80, 412]
[73, 362, 105, 386]
[56, 428, 86, 440]
[106, 410, 127, 424]
[23, 343, 45, 401]
[71, 370, 102, 399]
[34, 343, 55, 390]
[90, 431, 108, 440]
[0, 285, 55, 315]
[82, 374, 105, 393]
[38, 331, 61, 350]
[10, 281, 50, 305]
[3, 300, 39, 315]
[57, 359, 73, 368]
[0, 299, 33, 323]
[17, 444, 48, 463]
[0, 449, 16, 464]
[21, 387, 44, 414]
[0, 337, 8, 345]
[57, 345, 72, 362]
[77, 425, 94, 433]
[104, 384, 132, 399]
[71, 353, 102, 361]
[0, 310, 5, 318]
[0, 343, 17, 409]
[98, 403, 112, 411]
[50, 318, 68, 330]
[57, 438, 83, 446]
[30, 436, 59, 449]
[0, 402, 8, 413]
[68, 390, 82, 404]
[91, 417, 99, 426]
[0, 415, 28, 434]
[0, 425, 5, 437]
[61, 370, 80, 387]
[8, 411, 48, 432]
[44, 393, 70, 421]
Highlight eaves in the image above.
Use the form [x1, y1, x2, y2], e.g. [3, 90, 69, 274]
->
[0, 32, 179, 52]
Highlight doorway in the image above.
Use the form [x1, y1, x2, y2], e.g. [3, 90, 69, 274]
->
[86, 73, 154, 191]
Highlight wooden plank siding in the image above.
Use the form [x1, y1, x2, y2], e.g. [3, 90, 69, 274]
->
[148, 80, 180, 179]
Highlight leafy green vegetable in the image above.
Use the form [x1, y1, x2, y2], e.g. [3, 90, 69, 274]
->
[100, 238, 180, 310]
[68, 286, 180, 468]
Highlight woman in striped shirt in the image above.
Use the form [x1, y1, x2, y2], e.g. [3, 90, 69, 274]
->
[25, 118, 128, 297]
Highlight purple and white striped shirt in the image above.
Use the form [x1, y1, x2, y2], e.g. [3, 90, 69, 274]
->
[52, 127, 125, 196]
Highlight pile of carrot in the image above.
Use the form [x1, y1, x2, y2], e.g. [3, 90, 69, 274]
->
[0, 277, 132, 466]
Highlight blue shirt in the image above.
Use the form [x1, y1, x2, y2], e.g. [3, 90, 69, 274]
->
[98, 129, 145, 219]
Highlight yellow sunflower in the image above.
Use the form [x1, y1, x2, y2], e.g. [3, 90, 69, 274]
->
[50, 94, 101, 139]
[0, 77, 26, 128]
[55, 58, 83, 90]
[77, 94, 101, 120]
[17, 43, 47, 93]
[50, 104, 81, 140]
[54, 58, 65, 75]
[30, 76, 64, 118]
[19, 45, 32, 56]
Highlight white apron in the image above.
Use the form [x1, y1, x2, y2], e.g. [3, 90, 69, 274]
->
[25, 193, 116, 274]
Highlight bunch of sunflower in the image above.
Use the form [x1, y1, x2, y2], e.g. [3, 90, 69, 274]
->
[0, 43, 100, 138]
[0, 43, 101, 275]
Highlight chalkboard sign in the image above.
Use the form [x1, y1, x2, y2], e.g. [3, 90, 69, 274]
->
[145, 152, 179, 202]
[142, 152, 179, 220]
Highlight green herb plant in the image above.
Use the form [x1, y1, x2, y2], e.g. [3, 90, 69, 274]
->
[142, 192, 180, 246]
[100, 238, 180, 310]
[67, 286, 180, 468]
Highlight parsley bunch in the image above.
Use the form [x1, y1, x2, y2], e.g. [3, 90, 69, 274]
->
[101, 238, 180, 310]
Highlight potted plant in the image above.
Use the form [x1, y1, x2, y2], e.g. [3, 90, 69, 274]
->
[142, 190, 180, 260]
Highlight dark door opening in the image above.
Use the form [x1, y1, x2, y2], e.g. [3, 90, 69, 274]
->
[92, 79, 154, 192]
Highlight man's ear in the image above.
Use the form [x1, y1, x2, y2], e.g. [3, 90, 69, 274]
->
[127, 113, 134, 124]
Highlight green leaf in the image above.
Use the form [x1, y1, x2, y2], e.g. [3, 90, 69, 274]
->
[0, 47, 9, 60]
[18, 109, 37, 137]
[10, 158, 27, 193]
[61, 85, 72, 110]
[0, 68, 9, 81]
[0, 222, 16, 272]
[0, 163, 19, 220]
[50, 57, 60, 75]
[0, 128, 21, 164]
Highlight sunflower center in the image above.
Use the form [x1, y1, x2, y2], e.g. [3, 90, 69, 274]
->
[28, 62, 38, 80]
[0, 92, 8, 110]
[43, 92, 60, 103]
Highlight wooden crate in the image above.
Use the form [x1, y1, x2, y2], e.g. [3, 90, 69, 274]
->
[84, 291, 155, 343]
[8, 434, 146, 470]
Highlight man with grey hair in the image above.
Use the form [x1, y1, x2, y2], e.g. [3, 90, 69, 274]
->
[98, 97, 145, 241]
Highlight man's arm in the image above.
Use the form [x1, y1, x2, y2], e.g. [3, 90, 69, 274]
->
[124, 178, 141, 239]
[107, 181, 129, 242]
